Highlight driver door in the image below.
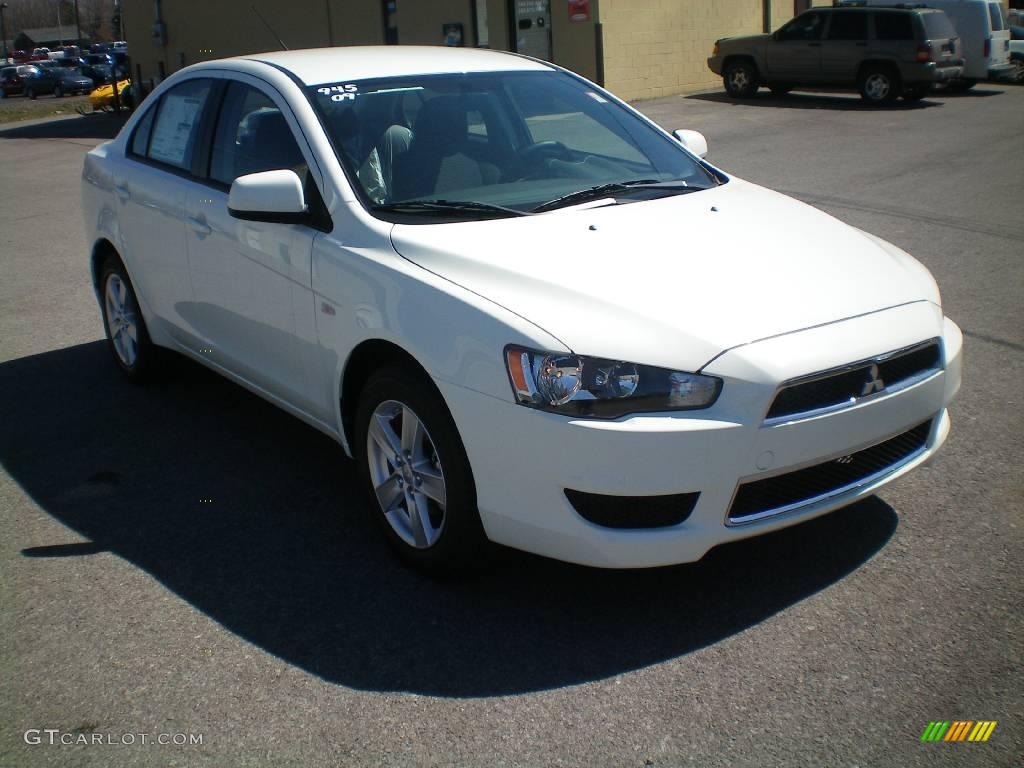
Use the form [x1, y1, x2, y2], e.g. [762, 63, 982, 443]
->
[766, 11, 828, 82]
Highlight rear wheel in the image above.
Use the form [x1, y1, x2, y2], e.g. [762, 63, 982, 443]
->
[860, 66, 898, 104]
[902, 85, 930, 102]
[723, 60, 759, 98]
[948, 78, 977, 92]
[99, 256, 157, 382]
[355, 365, 487, 572]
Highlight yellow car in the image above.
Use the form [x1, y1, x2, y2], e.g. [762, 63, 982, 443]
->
[89, 79, 131, 111]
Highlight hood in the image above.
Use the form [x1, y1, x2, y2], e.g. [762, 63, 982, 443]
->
[389, 179, 938, 372]
[719, 33, 770, 49]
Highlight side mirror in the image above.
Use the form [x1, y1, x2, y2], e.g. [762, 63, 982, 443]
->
[673, 129, 709, 159]
[228, 169, 308, 224]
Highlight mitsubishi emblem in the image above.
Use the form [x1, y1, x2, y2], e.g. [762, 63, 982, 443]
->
[860, 363, 885, 397]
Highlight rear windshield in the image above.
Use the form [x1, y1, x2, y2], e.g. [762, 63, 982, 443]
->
[922, 12, 957, 40]
[988, 2, 1005, 31]
[873, 12, 914, 41]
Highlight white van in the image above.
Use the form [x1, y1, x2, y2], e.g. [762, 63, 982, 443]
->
[840, 0, 1013, 85]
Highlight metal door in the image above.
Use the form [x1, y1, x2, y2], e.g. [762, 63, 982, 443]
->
[512, 0, 552, 61]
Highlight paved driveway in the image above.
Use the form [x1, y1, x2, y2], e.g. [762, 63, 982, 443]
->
[1, 87, 1021, 767]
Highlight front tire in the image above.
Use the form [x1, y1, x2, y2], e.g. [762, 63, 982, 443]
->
[99, 257, 157, 382]
[355, 364, 487, 572]
[723, 60, 759, 98]
[860, 66, 898, 104]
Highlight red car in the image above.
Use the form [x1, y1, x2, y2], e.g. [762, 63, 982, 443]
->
[12, 50, 30, 64]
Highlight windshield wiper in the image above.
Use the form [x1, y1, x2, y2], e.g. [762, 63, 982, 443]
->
[531, 179, 709, 213]
[372, 200, 531, 218]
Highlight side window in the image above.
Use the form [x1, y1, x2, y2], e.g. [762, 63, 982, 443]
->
[209, 82, 307, 186]
[778, 12, 826, 42]
[874, 13, 913, 41]
[827, 12, 868, 41]
[129, 104, 156, 157]
[145, 79, 212, 171]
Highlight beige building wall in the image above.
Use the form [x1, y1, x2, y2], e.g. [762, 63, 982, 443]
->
[598, 0, 766, 101]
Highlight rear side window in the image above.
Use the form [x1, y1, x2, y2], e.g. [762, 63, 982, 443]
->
[922, 12, 957, 40]
[146, 79, 212, 171]
[209, 82, 307, 186]
[827, 11, 868, 41]
[874, 13, 914, 41]
[988, 3, 1005, 31]
[130, 105, 156, 156]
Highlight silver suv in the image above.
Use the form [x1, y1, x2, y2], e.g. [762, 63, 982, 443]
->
[707, 7, 964, 103]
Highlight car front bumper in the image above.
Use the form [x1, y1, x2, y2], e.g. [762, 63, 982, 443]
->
[438, 303, 962, 569]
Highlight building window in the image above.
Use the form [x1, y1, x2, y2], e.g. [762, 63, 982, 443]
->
[474, 0, 490, 47]
[383, 0, 398, 45]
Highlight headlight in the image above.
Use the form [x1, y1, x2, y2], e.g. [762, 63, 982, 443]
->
[504, 346, 722, 418]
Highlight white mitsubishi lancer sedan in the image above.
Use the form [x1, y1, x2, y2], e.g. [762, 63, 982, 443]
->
[82, 46, 962, 570]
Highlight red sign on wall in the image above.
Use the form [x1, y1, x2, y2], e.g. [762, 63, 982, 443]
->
[568, 0, 591, 23]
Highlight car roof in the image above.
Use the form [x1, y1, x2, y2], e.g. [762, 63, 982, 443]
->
[237, 46, 553, 86]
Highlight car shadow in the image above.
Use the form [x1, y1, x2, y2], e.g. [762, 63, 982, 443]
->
[687, 90, 941, 110]
[0, 341, 899, 697]
[0, 112, 127, 140]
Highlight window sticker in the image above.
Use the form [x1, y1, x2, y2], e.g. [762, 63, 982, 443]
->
[149, 94, 204, 167]
[317, 83, 359, 102]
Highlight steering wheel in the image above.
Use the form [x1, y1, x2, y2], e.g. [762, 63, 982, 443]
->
[517, 140, 573, 178]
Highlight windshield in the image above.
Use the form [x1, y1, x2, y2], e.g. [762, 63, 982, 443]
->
[306, 70, 719, 219]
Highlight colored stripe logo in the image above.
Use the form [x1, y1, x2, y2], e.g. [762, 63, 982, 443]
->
[920, 721, 997, 742]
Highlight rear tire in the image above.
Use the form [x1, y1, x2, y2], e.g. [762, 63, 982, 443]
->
[355, 364, 488, 572]
[902, 85, 929, 102]
[723, 60, 759, 98]
[948, 78, 977, 92]
[859, 66, 899, 104]
[98, 256, 157, 383]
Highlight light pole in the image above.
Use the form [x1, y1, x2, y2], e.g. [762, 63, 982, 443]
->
[73, 0, 81, 47]
[56, 0, 64, 47]
[0, 3, 9, 65]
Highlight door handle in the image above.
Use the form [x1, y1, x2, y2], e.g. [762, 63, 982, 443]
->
[187, 216, 212, 237]
[114, 184, 130, 201]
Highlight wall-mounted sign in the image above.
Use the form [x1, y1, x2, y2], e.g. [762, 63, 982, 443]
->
[443, 22, 464, 47]
[568, 0, 591, 23]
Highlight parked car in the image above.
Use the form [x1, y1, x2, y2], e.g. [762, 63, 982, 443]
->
[709, 6, 963, 103]
[81, 62, 115, 85]
[843, 0, 1013, 88]
[0, 66, 26, 97]
[81, 47, 962, 570]
[22, 66, 94, 98]
[12, 50, 30, 64]
[88, 77, 131, 110]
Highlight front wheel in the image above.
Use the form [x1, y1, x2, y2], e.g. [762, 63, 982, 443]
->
[99, 257, 157, 382]
[860, 67, 898, 104]
[355, 365, 487, 571]
[723, 60, 759, 98]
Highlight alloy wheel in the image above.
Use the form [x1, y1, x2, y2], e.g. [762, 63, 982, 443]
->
[366, 400, 447, 549]
[104, 273, 139, 367]
[864, 74, 891, 102]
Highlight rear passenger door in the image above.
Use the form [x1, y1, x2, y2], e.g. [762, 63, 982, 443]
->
[820, 11, 869, 83]
[766, 11, 827, 82]
[182, 78, 327, 418]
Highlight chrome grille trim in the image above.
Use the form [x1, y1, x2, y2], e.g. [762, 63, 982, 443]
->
[763, 338, 942, 426]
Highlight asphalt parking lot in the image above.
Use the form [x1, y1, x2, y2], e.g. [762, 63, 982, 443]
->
[1, 84, 1022, 768]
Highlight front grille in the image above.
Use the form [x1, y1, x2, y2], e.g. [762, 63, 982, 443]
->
[565, 489, 699, 529]
[728, 419, 932, 524]
[766, 339, 941, 422]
